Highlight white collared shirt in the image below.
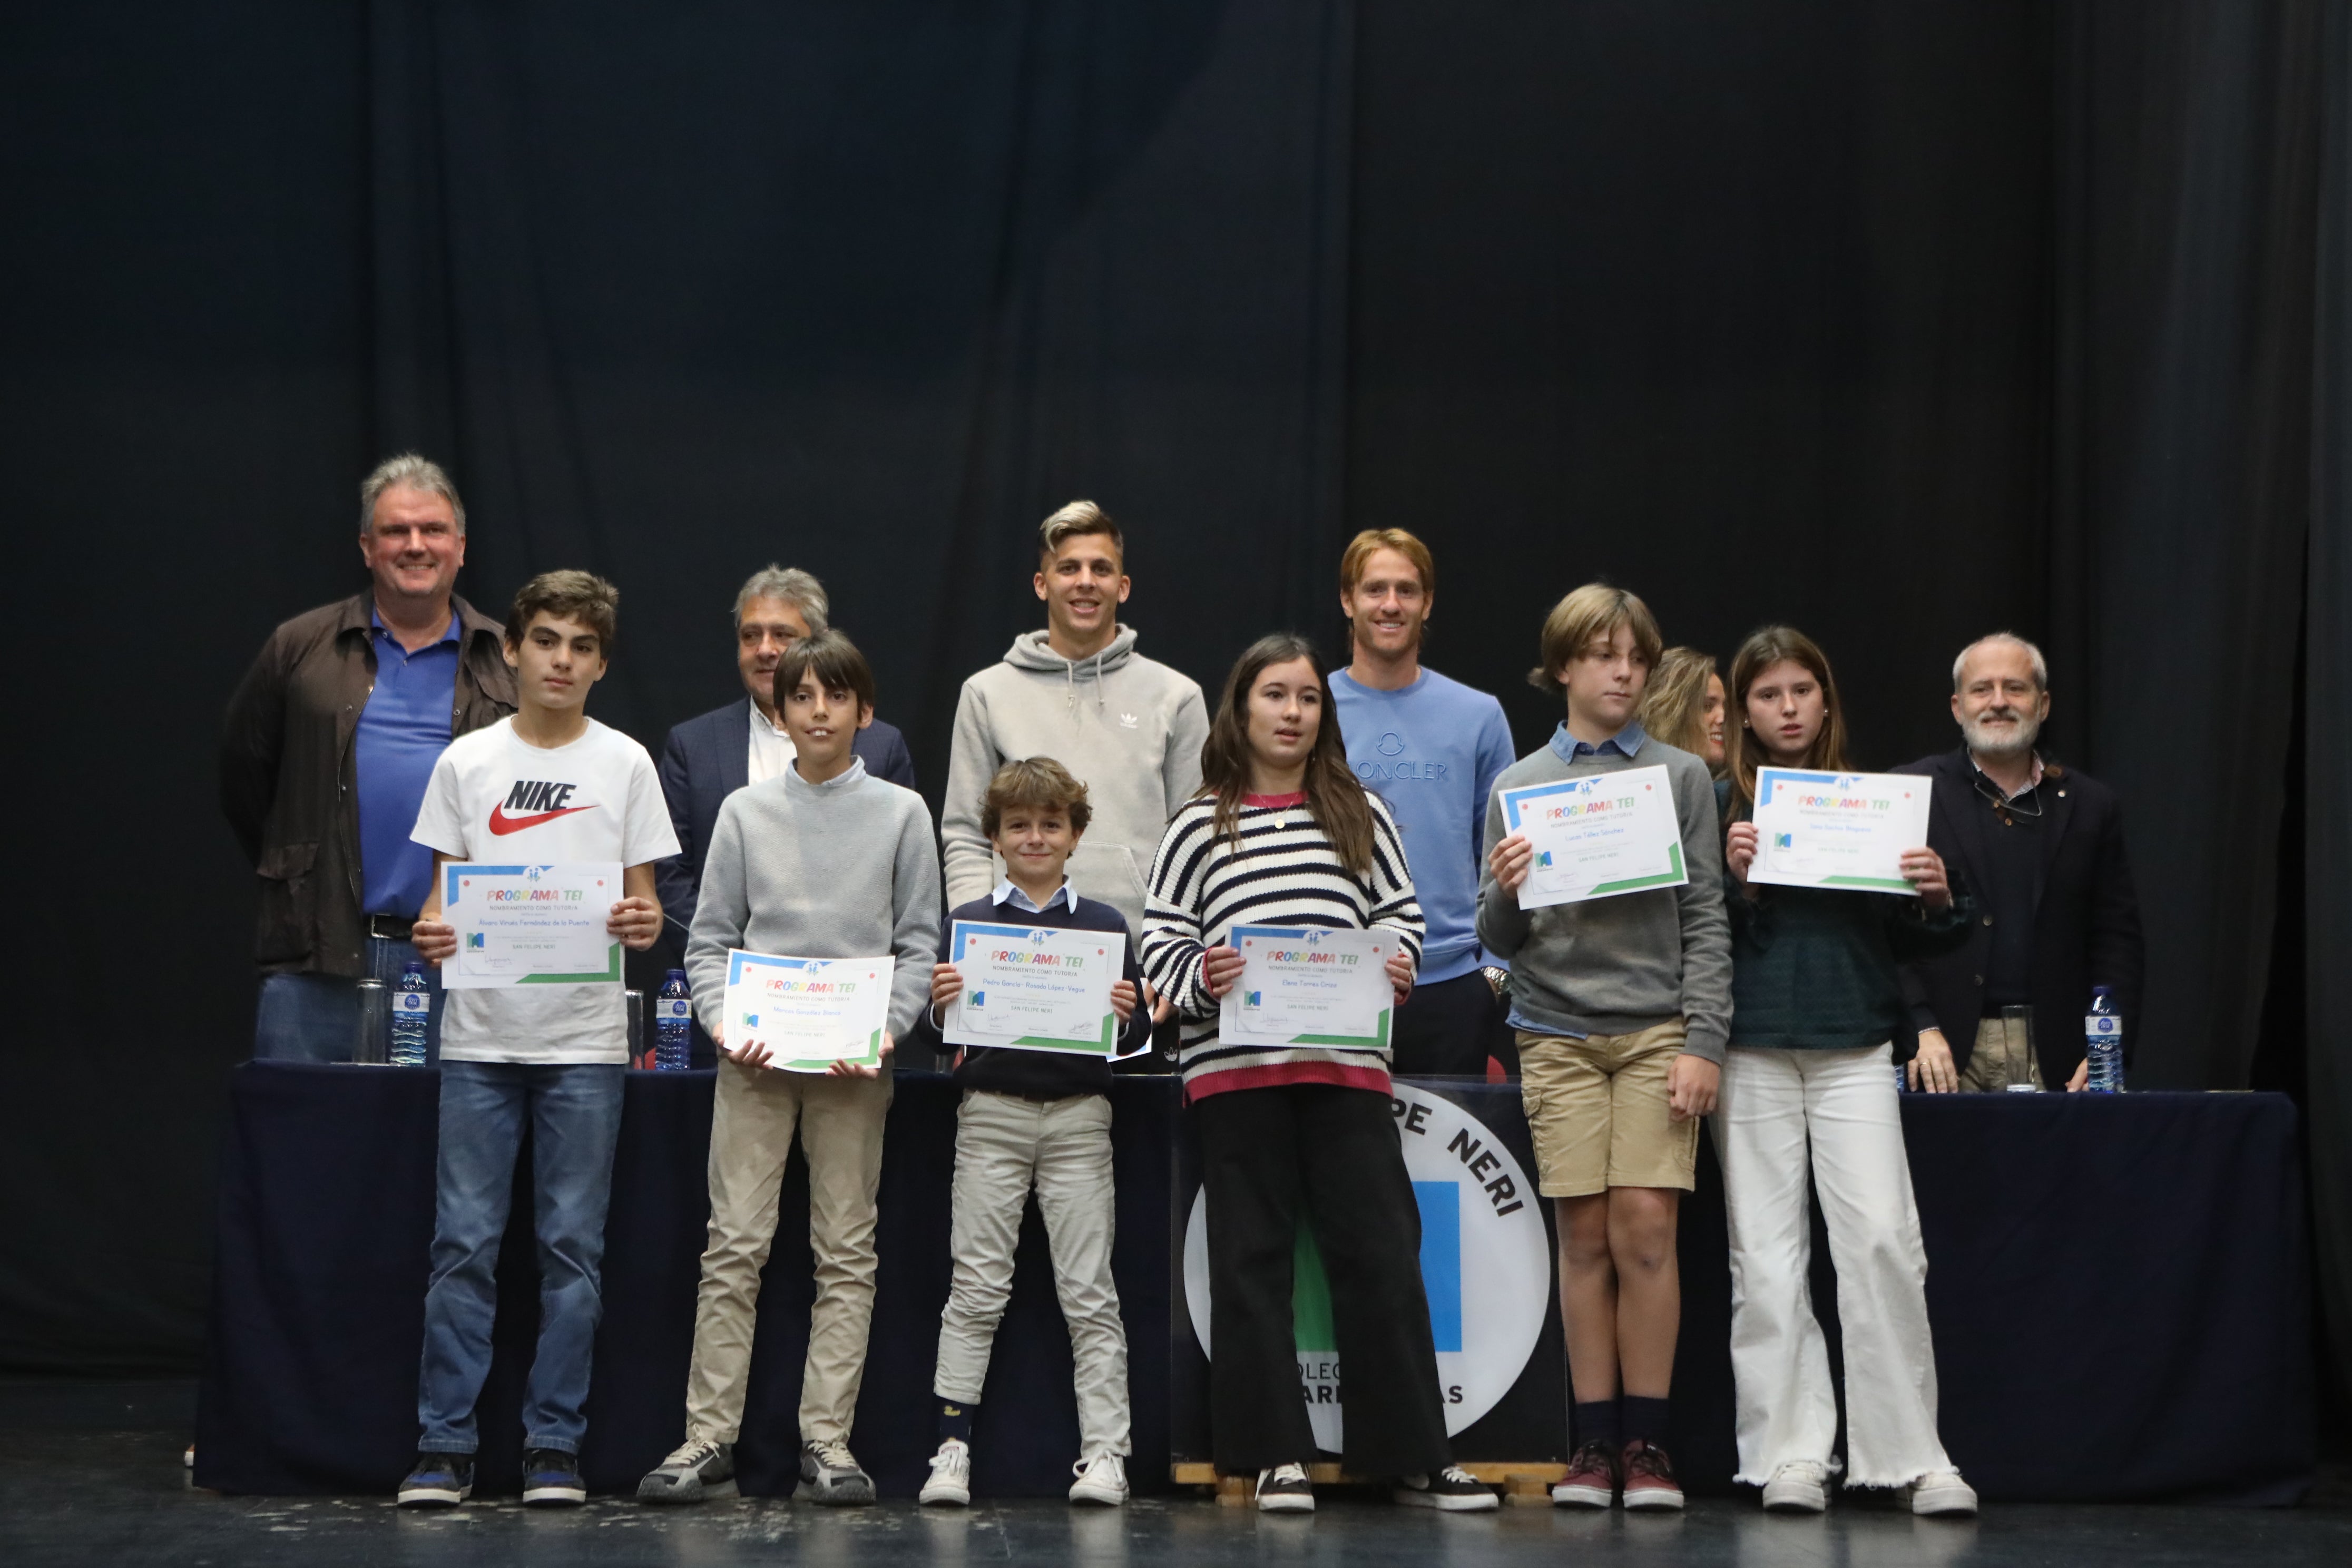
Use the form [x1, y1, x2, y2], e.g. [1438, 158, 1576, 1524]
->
[747, 703, 797, 786]
[991, 877, 1078, 915]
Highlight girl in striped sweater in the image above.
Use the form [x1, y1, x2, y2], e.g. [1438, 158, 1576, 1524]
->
[1141, 633, 1494, 1514]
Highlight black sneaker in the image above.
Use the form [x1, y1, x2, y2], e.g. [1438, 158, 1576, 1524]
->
[397, 1451, 474, 1507]
[1256, 1462, 1315, 1514]
[522, 1447, 586, 1506]
[797, 1439, 876, 1506]
[1394, 1465, 1500, 1511]
[637, 1436, 736, 1504]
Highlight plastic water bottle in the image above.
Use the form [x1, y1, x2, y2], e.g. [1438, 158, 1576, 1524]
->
[2083, 986, 2124, 1093]
[655, 969, 693, 1072]
[389, 961, 432, 1067]
[1895, 1054, 1909, 1094]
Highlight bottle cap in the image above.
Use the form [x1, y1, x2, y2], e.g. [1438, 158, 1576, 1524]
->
[667, 968, 688, 980]
[405, 959, 426, 972]
[2091, 984, 2112, 998]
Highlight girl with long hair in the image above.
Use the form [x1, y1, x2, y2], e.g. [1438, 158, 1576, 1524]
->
[1713, 626, 1978, 1516]
[1140, 633, 1493, 1515]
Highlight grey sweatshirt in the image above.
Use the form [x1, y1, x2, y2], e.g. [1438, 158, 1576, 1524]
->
[685, 757, 941, 1042]
[942, 624, 1209, 935]
[1475, 735, 1734, 1064]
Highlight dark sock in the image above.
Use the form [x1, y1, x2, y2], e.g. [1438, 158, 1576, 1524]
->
[1621, 1395, 1671, 1446]
[936, 1396, 976, 1445]
[1573, 1399, 1621, 1451]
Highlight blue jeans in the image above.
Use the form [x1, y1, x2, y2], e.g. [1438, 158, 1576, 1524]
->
[417, 1061, 625, 1456]
[252, 937, 446, 1063]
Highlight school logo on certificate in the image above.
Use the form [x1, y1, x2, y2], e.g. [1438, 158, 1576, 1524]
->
[1181, 1085, 1550, 1451]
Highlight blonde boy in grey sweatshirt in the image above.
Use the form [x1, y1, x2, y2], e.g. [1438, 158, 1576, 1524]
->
[942, 501, 1209, 938]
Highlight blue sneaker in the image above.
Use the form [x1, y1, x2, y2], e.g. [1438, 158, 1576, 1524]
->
[398, 1451, 474, 1507]
[522, 1447, 587, 1506]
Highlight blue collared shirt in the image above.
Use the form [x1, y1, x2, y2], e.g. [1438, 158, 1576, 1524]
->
[356, 606, 461, 917]
[992, 877, 1079, 916]
[1549, 717, 1647, 766]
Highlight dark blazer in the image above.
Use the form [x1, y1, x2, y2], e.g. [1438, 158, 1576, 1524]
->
[654, 697, 917, 934]
[1893, 748, 2145, 1086]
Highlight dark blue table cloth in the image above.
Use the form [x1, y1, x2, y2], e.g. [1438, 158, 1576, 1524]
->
[194, 1066, 2311, 1502]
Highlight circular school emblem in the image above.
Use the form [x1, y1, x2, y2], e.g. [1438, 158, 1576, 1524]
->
[1182, 1084, 1551, 1451]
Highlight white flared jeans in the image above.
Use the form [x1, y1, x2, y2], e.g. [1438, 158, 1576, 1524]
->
[1711, 1043, 1954, 1487]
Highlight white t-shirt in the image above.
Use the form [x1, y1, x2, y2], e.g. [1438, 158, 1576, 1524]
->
[410, 717, 681, 1064]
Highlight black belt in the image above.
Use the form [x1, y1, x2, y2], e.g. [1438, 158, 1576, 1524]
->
[366, 913, 417, 942]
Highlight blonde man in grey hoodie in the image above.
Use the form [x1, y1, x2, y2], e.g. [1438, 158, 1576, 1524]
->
[943, 501, 1210, 939]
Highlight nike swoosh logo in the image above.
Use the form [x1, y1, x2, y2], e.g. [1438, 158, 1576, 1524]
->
[487, 804, 599, 835]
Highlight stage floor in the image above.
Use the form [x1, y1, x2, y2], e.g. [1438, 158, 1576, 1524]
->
[5, 1382, 2349, 1568]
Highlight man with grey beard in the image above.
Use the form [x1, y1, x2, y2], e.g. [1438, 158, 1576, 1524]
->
[1892, 634, 2144, 1092]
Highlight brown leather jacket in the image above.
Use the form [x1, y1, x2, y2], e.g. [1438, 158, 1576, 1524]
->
[219, 592, 516, 976]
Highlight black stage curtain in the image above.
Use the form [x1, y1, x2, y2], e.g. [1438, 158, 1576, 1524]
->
[2301, 0, 2352, 1421]
[4, 1, 2347, 1407]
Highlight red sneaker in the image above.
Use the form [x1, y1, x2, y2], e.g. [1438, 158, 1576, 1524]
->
[1620, 1439, 1685, 1512]
[1549, 1439, 1618, 1507]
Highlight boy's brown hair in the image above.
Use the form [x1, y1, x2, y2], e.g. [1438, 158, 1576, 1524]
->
[505, 570, 619, 652]
[773, 627, 875, 715]
[1527, 582, 1663, 692]
[982, 757, 1093, 838]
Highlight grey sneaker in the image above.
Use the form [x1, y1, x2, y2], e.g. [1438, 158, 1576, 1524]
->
[636, 1436, 736, 1504]
[798, 1439, 876, 1505]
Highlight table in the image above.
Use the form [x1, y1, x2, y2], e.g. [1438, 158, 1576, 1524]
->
[194, 1065, 2312, 1502]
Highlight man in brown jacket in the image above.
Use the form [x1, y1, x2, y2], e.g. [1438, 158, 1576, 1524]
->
[219, 455, 515, 1061]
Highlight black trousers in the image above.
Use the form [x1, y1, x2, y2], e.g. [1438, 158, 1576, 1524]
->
[1195, 1083, 1452, 1475]
[1389, 970, 1518, 1079]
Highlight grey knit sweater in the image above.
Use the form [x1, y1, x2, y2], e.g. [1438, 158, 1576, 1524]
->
[684, 758, 941, 1041]
[1475, 734, 1734, 1064]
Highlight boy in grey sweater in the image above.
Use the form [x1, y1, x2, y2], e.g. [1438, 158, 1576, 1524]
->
[639, 630, 940, 1510]
[1477, 585, 1731, 1513]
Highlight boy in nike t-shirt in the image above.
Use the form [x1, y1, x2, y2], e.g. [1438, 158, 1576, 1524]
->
[396, 571, 679, 1509]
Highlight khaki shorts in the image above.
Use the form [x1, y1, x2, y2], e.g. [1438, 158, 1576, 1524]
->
[1517, 1021, 1699, 1197]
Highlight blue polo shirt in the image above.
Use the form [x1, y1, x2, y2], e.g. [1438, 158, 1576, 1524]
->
[356, 606, 461, 917]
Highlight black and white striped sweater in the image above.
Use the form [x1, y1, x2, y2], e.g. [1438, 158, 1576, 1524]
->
[1140, 791, 1425, 1101]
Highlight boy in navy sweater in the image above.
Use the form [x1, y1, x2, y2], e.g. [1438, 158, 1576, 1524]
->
[908, 759, 1150, 1507]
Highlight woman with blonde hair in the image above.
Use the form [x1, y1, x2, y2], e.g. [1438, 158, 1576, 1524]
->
[1636, 647, 1726, 776]
[1712, 625, 1979, 1518]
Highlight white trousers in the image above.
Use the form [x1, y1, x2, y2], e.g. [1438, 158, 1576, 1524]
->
[1711, 1044, 1953, 1488]
[933, 1090, 1130, 1457]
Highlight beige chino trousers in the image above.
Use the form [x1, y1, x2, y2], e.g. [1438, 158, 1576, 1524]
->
[684, 1058, 891, 1446]
[933, 1089, 1130, 1457]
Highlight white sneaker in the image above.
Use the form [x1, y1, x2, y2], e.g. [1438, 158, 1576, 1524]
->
[1069, 1453, 1129, 1506]
[1910, 1471, 1978, 1516]
[1256, 1462, 1315, 1513]
[1761, 1461, 1829, 1513]
[919, 1439, 972, 1507]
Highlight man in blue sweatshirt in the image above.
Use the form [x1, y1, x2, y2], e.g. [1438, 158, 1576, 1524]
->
[1328, 529, 1517, 1078]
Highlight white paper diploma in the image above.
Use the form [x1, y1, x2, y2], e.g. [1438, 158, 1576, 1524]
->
[1219, 925, 1397, 1051]
[1501, 765, 1688, 909]
[1748, 768, 1931, 895]
[723, 951, 895, 1073]
[942, 922, 1125, 1055]
[440, 862, 622, 989]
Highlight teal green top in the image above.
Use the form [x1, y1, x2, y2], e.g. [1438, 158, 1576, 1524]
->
[1716, 779, 1975, 1051]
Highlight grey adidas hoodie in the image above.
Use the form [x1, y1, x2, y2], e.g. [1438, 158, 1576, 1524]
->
[943, 625, 1209, 935]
